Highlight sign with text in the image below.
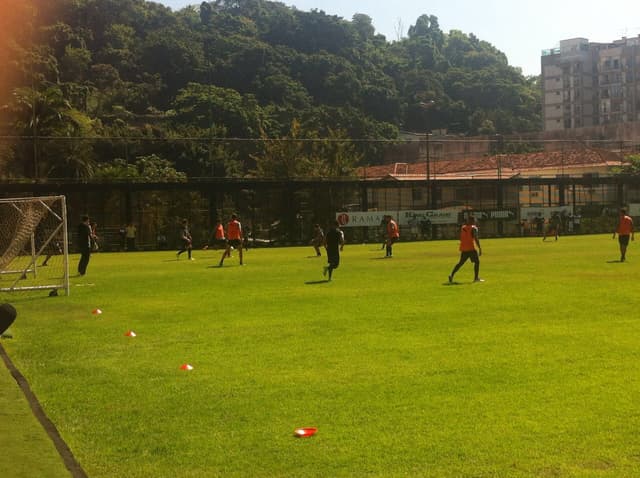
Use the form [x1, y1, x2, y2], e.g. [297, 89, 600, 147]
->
[336, 209, 459, 228]
[473, 209, 518, 220]
[520, 206, 572, 220]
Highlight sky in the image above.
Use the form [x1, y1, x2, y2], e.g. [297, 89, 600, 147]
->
[158, 0, 640, 76]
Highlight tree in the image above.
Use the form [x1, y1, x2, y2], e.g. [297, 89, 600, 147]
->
[613, 155, 640, 175]
[94, 154, 186, 181]
[8, 84, 96, 178]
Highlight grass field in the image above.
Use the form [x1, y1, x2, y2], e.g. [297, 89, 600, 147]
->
[2, 234, 640, 477]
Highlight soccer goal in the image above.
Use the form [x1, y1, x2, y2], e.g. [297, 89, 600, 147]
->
[0, 196, 70, 296]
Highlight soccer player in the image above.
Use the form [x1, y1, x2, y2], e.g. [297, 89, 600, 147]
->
[219, 214, 243, 266]
[310, 224, 324, 257]
[613, 208, 634, 262]
[385, 215, 400, 257]
[176, 219, 193, 260]
[77, 214, 92, 276]
[543, 212, 561, 241]
[323, 220, 344, 281]
[449, 215, 483, 283]
[205, 220, 227, 251]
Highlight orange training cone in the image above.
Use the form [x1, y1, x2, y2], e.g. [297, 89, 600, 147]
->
[92, 308, 102, 315]
[294, 427, 318, 438]
[124, 330, 136, 337]
[180, 363, 194, 371]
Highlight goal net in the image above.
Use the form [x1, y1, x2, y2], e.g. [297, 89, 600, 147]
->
[0, 196, 70, 296]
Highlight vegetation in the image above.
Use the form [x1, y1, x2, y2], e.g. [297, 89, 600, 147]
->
[3, 235, 640, 477]
[0, 0, 541, 180]
[613, 154, 640, 175]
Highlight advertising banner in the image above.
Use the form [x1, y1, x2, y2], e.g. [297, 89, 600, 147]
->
[520, 206, 572, 220]
[336, 209, 459, 228]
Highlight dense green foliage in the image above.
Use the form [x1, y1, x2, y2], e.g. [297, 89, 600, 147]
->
[3, 235, 640, 477]
[0, 0, 541, 180]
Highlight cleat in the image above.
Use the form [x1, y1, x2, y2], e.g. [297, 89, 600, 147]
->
[474, 278, 485, 282]
[448, 275, 453, 284]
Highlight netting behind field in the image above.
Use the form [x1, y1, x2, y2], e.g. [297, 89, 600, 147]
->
[0, 196, 69, 295]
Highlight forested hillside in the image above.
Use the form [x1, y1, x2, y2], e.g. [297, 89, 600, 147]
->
[0, 0, 541, 179]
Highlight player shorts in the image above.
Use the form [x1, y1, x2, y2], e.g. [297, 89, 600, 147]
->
[228, 239, 242, 248]
[619, 235, 630, 247]
[327, 250, 340, 268]
[459, 250, 479, 264]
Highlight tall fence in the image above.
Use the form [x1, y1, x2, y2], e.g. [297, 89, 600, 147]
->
[2, 175, 640, 250]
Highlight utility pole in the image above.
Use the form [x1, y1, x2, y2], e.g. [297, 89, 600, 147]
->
[419, 101, 435, 209]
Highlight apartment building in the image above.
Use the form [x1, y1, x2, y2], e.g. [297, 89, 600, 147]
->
[542, 36, 640, 131]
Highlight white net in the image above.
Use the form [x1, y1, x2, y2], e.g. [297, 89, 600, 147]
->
[0, 196, 69, 296]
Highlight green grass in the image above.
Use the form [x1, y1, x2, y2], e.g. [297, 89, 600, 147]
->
[3, 234, 640, 477]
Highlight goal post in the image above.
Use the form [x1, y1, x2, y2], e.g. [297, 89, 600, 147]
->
[0, 196, 70, 296]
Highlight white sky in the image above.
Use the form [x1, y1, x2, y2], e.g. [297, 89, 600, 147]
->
[158, 0, 640, 76]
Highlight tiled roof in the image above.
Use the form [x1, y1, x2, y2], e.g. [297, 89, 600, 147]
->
[358, 148, 624, 180]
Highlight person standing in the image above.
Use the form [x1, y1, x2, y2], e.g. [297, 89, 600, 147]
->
[77, 214, 92, 276]
[176, 219, 193, 260]
[310, 224, 324, 257]
[543, 213, 561, 241]
[90, 221, 100, 251]
[385, 215, 400, 258]
[323, 220, 344, 281]
[219, 214, 243, 266]
[449, 215, 483, 283]
[613, 208, 634, 262]
[125, 222, 137, 251]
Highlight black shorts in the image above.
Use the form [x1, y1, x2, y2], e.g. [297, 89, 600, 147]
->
[387, 237, 398, 245]
[459, 250, 479, 264]
[228, 239, 242, 248]
[619, 235, 630, 247]
[327, 250, 340, 268]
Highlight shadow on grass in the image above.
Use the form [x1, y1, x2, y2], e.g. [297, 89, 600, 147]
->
[305, 280, 330, 285]
[371, 256, 393, 260]
[606, 260, 624, 263]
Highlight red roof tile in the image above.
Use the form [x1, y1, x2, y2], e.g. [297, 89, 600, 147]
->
[358, 148, 624, 179]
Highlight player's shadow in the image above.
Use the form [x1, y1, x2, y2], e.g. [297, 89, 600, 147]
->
[606, 260, 624, 263]
[305, 280, 330, 285]
[443, 281, 462, 286]
[371, 256, 393, 260]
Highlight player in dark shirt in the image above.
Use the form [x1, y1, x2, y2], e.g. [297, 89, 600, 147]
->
[323, 220, 344, 281]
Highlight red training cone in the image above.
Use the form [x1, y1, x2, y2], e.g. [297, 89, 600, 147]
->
[92, 308, 102, 315]
[294, 427, 318, 438]
[124, 330, 136, 337]
[180, 363, 194, 371]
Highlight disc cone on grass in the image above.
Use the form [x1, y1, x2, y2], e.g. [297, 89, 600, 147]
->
[294, 427, 317, 438]
[180, 364, 194, 371]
